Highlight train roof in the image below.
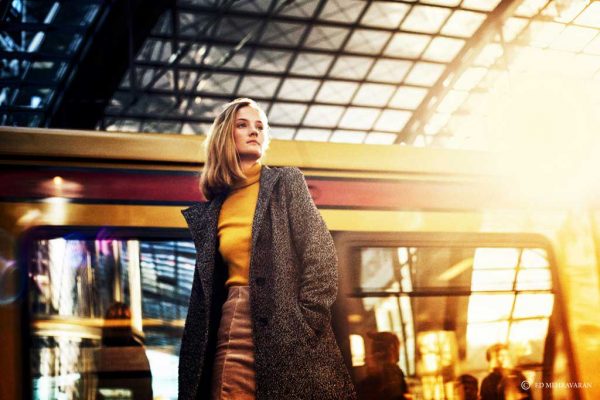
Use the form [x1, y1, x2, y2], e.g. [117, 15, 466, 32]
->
[0, 126, 503, 178]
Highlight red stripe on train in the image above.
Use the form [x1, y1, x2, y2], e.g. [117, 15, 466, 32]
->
[2, 169, 515, 209]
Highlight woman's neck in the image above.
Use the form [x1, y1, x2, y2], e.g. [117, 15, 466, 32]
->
[240, 159, 260, 173]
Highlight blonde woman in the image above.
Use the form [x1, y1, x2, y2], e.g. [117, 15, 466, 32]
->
[179, 98, 356, 400]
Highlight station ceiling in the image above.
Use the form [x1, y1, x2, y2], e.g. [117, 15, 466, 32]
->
[2, 0, 600, 149]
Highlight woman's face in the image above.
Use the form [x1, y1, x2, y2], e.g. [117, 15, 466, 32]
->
[233, 106, 266, 161]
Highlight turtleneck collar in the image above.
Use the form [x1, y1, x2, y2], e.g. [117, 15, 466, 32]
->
[233, 161, 262, 189]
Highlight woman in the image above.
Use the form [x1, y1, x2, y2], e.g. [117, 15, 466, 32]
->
[179, 98, 356, 400]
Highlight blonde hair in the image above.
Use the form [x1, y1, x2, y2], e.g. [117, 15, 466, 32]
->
[200, 98, 270, 200]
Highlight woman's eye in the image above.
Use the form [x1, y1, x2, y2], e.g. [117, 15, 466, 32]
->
[237, 123, 246, 128]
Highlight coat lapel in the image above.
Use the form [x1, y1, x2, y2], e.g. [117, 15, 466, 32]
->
[251, 166, 283, 254]
[181, 195, 225, 301]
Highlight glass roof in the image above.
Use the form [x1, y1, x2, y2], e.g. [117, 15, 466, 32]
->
[0, 0, 104, 126]
[3, 0, 600, 149]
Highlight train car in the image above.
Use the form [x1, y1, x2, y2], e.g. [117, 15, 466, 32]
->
[1, 126, 599, 400]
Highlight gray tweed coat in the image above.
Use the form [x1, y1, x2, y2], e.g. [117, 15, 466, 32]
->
[179, 166, 357, 400]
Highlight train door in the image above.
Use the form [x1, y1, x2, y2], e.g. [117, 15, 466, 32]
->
[335, 232, 579, 400]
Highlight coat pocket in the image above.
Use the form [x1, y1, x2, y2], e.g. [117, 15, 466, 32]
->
[294, 303, 320, 344]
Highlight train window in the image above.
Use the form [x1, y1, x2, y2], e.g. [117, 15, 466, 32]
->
[25, 231, 194, 400]
[342, 240, 559, 400]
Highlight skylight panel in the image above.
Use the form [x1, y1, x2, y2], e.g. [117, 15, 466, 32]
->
[446, 115, 487, 145]
[374, 109, 412, 132]
[353, 83, 395, 107]
[290, 52, 334, 76]
[404, 62, 445, 86]
[25, 61, 66, 83]
[384, 33, 431, 58]
[584, 35, 600, 55]
[238, 75, 281, 97]
[278, 78, 321, 101]
[462, 0, 501, 12]
[237, 0, 271, 13]
[249, 49, 291, 73]
[345, 29, 392, 55]
[196, 73, 238, 94]
[330, 130, 367, 143]
[200, 45, 248, 69]
[424, 112, 451, 135]
[268, 103, 307, 125]
[54, 2, 100, 25]
[361, 2, 410, 29]
[453, 67, 487, 91]
[514, 0, 548, 17]
[550, 25, 597, 52]
[319, 0, 367, 23]
[573, 54, 600, 78]
[339, 107, 380, 130]
[422, 37, 465, 62]
[389, 86, 428, 109]
[473, 43, 503, 67]
[279, 0, 319, 18]
[526, 21, 565, 48]
[14, 87, 52, 107]
[364, 132, 397, 144]
[261, 22, 307, 47]
[217, 16, 255, 42]
[179, 43, 207, 65]
[502, 17, 528, 42]
[542, 0, 588, 23]
[106, 119, 142, 132]
[38, 33, 82, 55]
[269, 127, 295, 140]
[421, 0, 461, 6]
[316, 81, 359, 104]
[305, 25, 350, 50]
[368, 59, 413, 83]
[436, 90, 468, 113]
[330, 56, 374, 79]
[574, 2, 600, 29]
[295, 128, 332, 142]
[441, 10, 486, 38]
[303, 105, 346, 127]
[401, 5, 451, 34]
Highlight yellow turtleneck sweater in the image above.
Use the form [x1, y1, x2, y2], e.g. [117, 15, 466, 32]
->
[218, 162, 261, 286]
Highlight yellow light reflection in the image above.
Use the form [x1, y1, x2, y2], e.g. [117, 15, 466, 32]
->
[487, 46, 600, 206]
[350, 334, 365, 367]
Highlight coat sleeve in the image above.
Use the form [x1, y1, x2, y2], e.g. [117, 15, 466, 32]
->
[284, 167, 338, 335]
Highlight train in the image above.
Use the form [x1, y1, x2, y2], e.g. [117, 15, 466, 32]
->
[1, 126, 599, 400]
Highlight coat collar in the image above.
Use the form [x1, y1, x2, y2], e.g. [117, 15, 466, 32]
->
[181, 165, 283, 300]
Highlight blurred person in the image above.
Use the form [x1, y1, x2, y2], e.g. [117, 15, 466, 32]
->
[97, 302, 152, 400]
[457, 374, 479, 400]
[179, 98, 356, 400]
[480, 343, 531, 400]
[356, 331, 409, 400]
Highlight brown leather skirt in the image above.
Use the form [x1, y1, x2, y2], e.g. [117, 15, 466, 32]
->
[211, 285, 256, 400]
